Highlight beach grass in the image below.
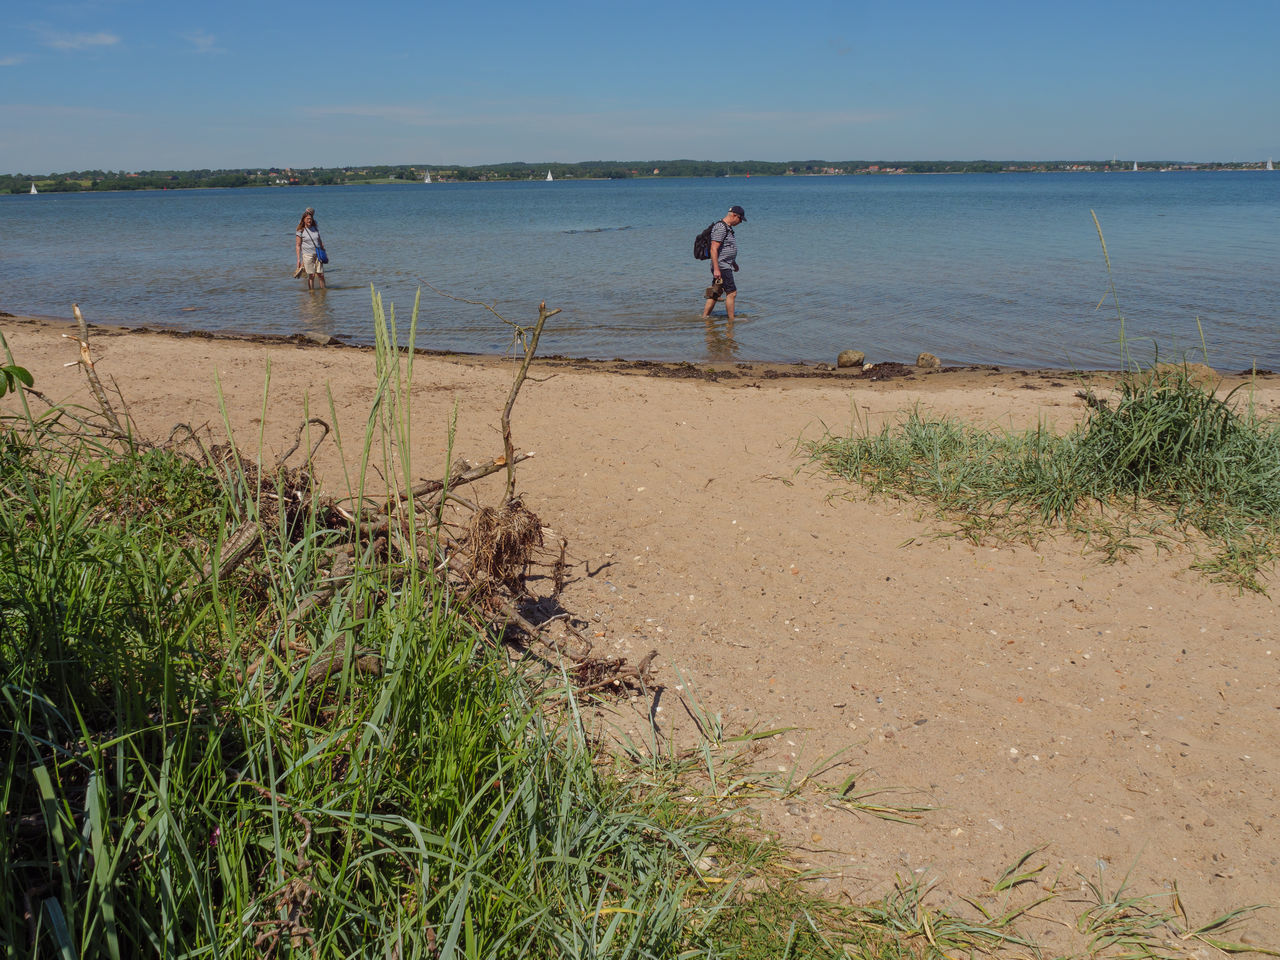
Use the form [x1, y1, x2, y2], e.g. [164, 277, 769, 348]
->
[802, 362, 1280, 591]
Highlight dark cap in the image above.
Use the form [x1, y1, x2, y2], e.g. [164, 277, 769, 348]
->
[730, 205, 747, 221]
[304, 207, 315, 215]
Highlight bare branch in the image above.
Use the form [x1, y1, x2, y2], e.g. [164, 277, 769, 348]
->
[67, 304, 128, 438]
[394, 451, 535, 508]
[274, 418, 331, 470]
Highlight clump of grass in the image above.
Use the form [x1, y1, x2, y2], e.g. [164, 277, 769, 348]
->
[806, 215, 1280, 591]
[1076, 868, 1278, 959]
[802, 363, 1280, 591]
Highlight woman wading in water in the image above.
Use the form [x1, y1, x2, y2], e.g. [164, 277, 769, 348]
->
[294, 208, 326, 291]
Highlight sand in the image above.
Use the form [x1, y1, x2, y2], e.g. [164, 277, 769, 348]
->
[4, 312, 1279, 949]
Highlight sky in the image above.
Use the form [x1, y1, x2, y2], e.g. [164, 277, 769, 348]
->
[2, 0, 1278, 173]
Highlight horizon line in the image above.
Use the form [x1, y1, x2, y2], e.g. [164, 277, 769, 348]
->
[8, 157, 1276, 178]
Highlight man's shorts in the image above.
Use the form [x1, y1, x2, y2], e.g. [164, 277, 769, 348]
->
[303, 254, 324, 276]
[712, 266, 736, 293]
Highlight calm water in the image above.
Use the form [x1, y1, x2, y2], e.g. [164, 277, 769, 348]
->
[3, 173, 1278, 369]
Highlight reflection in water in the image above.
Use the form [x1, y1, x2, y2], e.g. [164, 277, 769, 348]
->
[296, 287, 335, 331]
[704, 317, 739, 361]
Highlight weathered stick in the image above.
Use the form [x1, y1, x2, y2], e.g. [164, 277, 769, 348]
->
[494, 597, 594, 661]
[286, 548, 355, 622]
[67, 304, 127, 437]
[415, 279, 557, 501]
[196, 521, 262, 588]
[501, 301, 559, 499]
[172, 519, 262, 612]
[384, 451, 535, 511]
[574, 650, 659, 694]
[274, 417, 331, 470]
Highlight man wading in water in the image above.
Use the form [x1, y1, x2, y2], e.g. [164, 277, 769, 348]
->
[701, 205, 746, 321]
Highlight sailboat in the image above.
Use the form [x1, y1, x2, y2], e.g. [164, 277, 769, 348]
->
[1269, 158, 1275, 172]
[1132, 161, 1138, 172]
[29, 182, 37, 194]
[545, 169, 553, 181]
[423, 170, 431, 183]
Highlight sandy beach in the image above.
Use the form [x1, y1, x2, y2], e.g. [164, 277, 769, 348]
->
[4, 312, 1279, 950]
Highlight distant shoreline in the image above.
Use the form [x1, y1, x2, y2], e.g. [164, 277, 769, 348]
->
[7, 161, 1274, 194]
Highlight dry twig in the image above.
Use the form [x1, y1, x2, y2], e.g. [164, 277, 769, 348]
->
[66, 303, 128, 437]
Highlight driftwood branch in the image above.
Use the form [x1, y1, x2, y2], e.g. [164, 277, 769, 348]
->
[502, 301, 559, 499]
[174, 521, 262, 608]
[397, 451, 535, 508]
[275, 418, 331, 470]
[61, 292, 650, 701]
[494, 598, 594, 661]
[287, 548, 355, 622]
[416, 280, 559, 500]
[574, 650, 659, 695]
[67, 304, 127, 438]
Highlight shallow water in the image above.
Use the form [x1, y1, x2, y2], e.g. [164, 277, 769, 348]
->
[3, 173, 1278, 368]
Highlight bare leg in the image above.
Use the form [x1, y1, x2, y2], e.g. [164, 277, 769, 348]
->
[724, 291, 736, 322]
[702, 273, 725, 317]
[316, 269, 326, 290]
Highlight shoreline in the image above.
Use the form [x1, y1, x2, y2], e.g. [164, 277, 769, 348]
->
[6, 311, 1274, 385]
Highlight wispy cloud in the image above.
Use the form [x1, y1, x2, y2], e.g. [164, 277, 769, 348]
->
[720, 108, 892, 128]
[45, 31, 119, 51]
[183, 29, 224, 54]
[0, 103, 136, 120]
[303, 104, 439, 125]
[0, 55, 24, 67]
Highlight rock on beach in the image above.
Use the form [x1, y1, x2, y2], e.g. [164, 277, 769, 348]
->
[837, 349, 865, 369]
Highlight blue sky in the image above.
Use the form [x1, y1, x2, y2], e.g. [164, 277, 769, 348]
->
[2, 0, 1278, 173]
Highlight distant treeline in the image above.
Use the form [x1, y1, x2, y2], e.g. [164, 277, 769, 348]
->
[4, 158, 1268, 193]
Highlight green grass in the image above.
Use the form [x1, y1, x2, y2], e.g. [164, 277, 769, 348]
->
[802, 363, 1280, 591]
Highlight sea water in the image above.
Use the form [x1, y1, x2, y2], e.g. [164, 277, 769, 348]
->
[2, 173, 1278, 369]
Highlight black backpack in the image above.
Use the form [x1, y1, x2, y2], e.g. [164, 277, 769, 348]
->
[693, 220, 729, 260]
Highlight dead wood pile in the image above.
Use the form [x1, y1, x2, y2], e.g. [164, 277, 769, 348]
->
[31, 302, 657, 703]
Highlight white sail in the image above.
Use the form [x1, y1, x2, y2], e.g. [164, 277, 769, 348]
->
[1132, 161, 1138, 172]
[423, 170, 431, 183]
[29, 182, 38, 194]
[1269, 158, 1275, 172]
[546, 169, 553, 181]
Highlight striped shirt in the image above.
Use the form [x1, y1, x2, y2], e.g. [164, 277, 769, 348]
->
[709, 221, 737, 268]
